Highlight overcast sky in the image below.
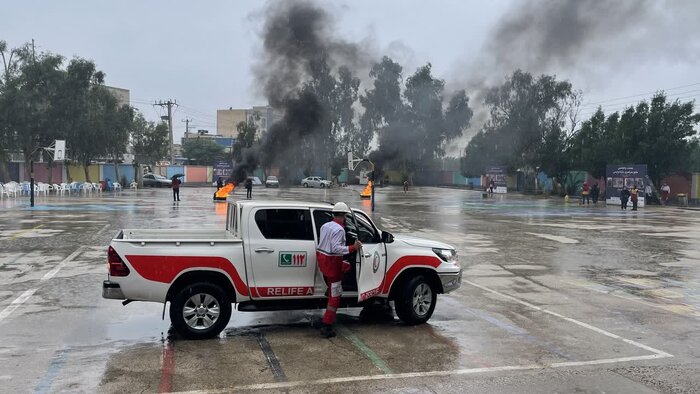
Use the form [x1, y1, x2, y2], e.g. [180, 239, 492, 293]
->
[4, 0, 699, 149]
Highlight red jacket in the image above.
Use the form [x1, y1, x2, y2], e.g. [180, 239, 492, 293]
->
[316, 219, 357, 280]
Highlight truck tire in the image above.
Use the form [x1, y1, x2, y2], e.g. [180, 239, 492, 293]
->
[395, 275, 436, 325]
[170, 282, 232, 340]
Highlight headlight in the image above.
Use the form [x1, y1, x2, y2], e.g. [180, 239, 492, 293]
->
[433, 248, 457, 264]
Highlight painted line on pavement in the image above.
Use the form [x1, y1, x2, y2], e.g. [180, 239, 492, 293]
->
[41, 246, 86, 281]
[463, 279, 673, 358]
[174, 280, 676, 392]
[0, 289, 37, 323]
[159, 341, 175, 393]
[34, 347, 69, 394]
[10, 224, 44, 240]
[338, 325, 393, 374]
[255, 332, 287, 382]
[95, 224, 110, 236]
[0, 246, 85, 324]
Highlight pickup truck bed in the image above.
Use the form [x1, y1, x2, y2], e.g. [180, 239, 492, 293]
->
[120, 229, 237, 240]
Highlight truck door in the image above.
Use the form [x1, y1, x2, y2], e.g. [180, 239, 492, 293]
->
[352, 211, 387, 302]
[246, 208, 317, 299]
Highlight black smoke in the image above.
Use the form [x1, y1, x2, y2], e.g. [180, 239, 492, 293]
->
[231, 0, 370, 182]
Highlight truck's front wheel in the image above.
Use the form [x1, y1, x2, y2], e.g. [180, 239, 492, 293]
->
[170, 282, 232, 339]
[395, 275, 436, 325]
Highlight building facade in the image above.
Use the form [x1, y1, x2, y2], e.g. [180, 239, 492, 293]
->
[217, 105, 282, 140]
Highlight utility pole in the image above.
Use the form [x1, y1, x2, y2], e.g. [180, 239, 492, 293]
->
[182, 117, 192, 137]
[154, 100, 177, 164]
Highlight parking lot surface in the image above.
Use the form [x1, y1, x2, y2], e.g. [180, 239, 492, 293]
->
[1, 185, 699, 393]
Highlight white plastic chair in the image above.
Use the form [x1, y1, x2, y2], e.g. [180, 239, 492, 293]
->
[36, 183, 49, 196]
[92, 183, 102, 194]
[129, 181, 138, 190]
[113, 182, 122, 191]
[4, 182, 19, 198]
[60, 183, 71, 195]
[53, 183, 65, 196]
[20, 182, 31, 196]
[82, 183, 93, 194]
[70, 182, 81, 194]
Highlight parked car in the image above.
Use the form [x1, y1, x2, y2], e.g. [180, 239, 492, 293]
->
[143, 173, 172, 188]
[301, 176, 332, 188]
[103, 200, 462, 339]
[265, 176, 280, 188]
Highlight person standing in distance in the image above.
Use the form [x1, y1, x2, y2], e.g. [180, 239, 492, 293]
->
[316, 202, 362, 338]
[172, 176, 181, 202]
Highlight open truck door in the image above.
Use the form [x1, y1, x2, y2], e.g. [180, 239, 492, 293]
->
[351, 211, 387, 302]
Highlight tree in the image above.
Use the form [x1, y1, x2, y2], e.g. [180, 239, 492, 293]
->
[233, 119, 259, 162]
[372, 62, 472, 178]
[335, 66, 364, 157]
[132, 114, 169, 169]
[462, 70, 576, 183]
[183, 138, 225, 166]
[573, 93, 700, 185]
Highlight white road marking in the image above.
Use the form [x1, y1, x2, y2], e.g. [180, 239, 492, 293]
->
[175, 280, 675, 392]
[41, 246, 86, 281]
[0, 289, 37, 323]
[95, 224, 110, 236]
[464, 279, 673, 358]
[525, 232, 579, 244]
[0, 246, 85, 324]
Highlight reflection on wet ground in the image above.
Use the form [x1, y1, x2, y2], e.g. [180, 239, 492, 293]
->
[1, 186, 699, 392]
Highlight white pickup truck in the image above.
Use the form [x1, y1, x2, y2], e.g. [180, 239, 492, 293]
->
[103, 201, 462, 339]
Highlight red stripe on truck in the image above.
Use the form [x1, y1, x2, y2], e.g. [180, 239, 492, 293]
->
[381, 255, 441, 294]
[125, 255, 249, 297]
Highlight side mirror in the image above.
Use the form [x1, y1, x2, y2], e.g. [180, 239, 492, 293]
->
[381, 231, 394, 244]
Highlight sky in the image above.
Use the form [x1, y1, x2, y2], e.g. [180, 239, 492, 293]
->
[3, 0, 699, 153]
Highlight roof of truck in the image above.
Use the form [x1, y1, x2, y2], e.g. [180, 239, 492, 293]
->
[231, 200, 336, 209]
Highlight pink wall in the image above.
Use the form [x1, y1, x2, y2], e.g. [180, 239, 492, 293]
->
[185, 166, 208, 182]
[33, 163, 63, 183]
[663, 175, 691, 196]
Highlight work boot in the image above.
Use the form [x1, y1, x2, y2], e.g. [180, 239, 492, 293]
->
[320, 324, 336, 338]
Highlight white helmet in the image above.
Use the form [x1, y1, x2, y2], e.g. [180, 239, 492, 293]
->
[332, 202, 351, 214]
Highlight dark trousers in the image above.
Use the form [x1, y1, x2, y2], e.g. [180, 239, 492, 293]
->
[621, 199, 628, 209]
[582, 194, 590, 204]
[632, 199, 638, 210]
[246, 188, 252, 199]
[173, 188, 180, 201]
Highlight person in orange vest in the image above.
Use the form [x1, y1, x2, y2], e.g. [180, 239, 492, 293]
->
[631, 185, 639, 211]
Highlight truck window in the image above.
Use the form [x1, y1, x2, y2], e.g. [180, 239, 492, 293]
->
[255, 209, 314, 240]
[354, 212, 379, 243]
[313, 209, 359, 243]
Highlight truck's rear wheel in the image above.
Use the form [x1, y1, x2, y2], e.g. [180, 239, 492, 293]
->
[395, 275, 436, 325]
[170, 282, 231, 339]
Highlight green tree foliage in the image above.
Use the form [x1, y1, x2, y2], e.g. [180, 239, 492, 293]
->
[363, 59, 473, 177]
[132, 115, 169, 166]
[461, 70, 577, 181]
[183, 138, 225, 166]
[233, 118, 259, 162]
[571, 93, 700, 184]
[0, 42, 137, 182]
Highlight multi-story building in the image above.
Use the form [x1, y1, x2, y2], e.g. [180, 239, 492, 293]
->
[105, 86, 130, 107]
[217, 105, 282, 140]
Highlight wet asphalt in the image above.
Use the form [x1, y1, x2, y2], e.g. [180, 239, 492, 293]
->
[0, 185, 699, 393]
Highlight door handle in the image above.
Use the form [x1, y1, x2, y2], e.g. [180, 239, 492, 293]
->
[255, 247, 275, 253]
[363, 253, 372, 258]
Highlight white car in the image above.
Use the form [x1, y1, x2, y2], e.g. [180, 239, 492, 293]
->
[265, 176, 279, 188]
[301, 176, 331, 188]
[103, 200, 462, 339]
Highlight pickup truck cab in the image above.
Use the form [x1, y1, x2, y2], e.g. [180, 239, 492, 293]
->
[103, 201, 462, 339]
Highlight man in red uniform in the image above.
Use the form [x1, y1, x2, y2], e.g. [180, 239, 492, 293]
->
[316, 202, 361, 338]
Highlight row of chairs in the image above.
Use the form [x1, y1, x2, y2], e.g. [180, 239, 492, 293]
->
[0, 181, 130, 198]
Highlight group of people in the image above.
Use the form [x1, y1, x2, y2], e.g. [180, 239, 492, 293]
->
[580, 183, 601, 205]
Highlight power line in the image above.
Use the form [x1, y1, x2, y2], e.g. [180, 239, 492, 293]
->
[581, 82, 700, 107]
[154, 99, 178, 163]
